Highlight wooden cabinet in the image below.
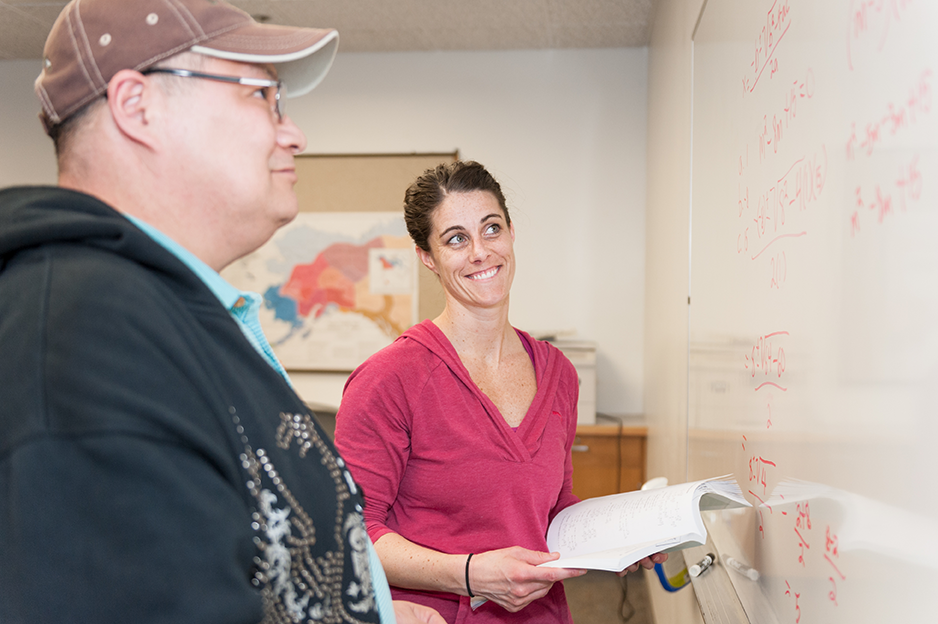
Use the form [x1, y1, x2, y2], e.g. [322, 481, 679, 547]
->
[570, 423, 647, 500]
[617, 429, 648, 493]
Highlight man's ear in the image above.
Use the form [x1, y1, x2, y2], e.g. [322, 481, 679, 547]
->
[416, 245, 438, 275]
[105, 69, 160, 148]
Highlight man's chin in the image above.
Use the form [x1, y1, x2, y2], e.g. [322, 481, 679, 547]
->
[270, 197, 299, 227]
[276, 209, 299, 227]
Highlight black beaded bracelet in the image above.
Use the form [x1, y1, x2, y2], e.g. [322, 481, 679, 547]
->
[465, 553, 475, 598]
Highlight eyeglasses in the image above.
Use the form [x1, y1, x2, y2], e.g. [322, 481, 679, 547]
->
[143, 68, 286, 121]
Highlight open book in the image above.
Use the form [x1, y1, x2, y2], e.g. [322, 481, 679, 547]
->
[538, 476, 750, 572]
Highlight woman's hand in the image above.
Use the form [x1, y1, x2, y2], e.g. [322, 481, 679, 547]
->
[468, 546, 587, 612]
[616, 552, 669, 577]
[393, 600, 447, 624]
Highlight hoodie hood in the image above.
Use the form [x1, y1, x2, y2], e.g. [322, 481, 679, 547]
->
[399, 319, 561, 390]
[397, 319, 572, 452]
[3, 186, 149, 262]
[0, 186, 212, 302]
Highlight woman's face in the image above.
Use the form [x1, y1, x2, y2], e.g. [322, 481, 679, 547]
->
[417, 190, 515, 312]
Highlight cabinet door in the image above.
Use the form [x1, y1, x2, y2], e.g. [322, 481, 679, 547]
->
[619, 434, 647, 493]
[570, 431, 619, 499]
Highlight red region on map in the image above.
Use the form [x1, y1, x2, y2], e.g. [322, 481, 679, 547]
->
[279, 238, 383, 318]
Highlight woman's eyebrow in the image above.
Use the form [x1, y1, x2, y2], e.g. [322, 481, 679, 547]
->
[439, 214, 503, 238]
[439, 224, 467, 238]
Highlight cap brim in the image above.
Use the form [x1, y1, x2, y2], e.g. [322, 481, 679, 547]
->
[191, 23, 338, 97]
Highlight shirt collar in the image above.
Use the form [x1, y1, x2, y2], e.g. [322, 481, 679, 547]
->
[125, 215, 245, 311]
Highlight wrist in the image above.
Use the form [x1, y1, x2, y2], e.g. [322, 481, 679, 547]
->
[465, 553, 475, 598]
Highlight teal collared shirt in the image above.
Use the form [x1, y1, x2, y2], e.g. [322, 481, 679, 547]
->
[126, 216, 292, 384]
[126, 216, 397, 624]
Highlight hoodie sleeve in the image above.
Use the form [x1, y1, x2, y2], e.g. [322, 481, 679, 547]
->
[334, 343, 420, 543]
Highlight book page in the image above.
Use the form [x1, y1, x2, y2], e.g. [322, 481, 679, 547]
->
[545, 480, 707, 560]
[540, 538, 669, 572]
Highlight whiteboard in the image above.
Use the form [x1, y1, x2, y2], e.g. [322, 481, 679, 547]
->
[689, 1, 938, 622]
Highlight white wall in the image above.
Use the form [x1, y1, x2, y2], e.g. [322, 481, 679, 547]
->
[0, 60, 58, 187]
[0, 48, 648, 417]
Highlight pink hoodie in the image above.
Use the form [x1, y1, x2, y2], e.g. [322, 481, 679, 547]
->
[335, 320, 580, 623]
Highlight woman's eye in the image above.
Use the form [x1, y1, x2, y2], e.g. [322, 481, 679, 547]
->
[253, 87, 269, 100]
[447, 233, 467, 246]
[485, 223, 501, 235]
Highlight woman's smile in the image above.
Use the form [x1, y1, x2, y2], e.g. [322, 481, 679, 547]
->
[467, 266, 501, 280]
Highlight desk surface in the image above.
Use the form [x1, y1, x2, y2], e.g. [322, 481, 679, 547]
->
[575, 423, 648, 437]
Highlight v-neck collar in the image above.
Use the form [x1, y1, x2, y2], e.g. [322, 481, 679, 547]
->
[411, 320, 561, 462]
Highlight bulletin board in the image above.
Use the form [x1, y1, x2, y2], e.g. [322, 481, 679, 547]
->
[223, 153, 455, 371]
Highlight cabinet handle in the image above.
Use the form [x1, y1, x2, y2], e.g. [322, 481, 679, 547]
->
[571, 444, 590, 453]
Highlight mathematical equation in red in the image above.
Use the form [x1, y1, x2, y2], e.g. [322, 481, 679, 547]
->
[845, 69, 932, 161]
[850, 154, 922, 236]
[745, 331, 789, 391]
[784, 580, 802, 623]
[783, 521, 844, 623]
[737, 147, 826, 290]
[739, 69, 816, 172]
[743, 0, 792, 96]
[847, 0, 915, 72]
[794, 501, 812, 566]
[749, 455, 777, 499]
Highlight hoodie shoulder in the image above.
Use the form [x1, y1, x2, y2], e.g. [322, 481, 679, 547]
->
[344, 321, 451, 394]
[0, 186, 126, 252]
[0, 185, 213, 306]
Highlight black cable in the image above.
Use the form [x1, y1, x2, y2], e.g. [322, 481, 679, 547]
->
[618, 573, 636, 622]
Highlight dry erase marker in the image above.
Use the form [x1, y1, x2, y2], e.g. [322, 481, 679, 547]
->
[689, 553, 716, 577]
[723, 555, 760, 581]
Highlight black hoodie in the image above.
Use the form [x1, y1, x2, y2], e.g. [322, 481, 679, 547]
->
[0, 186, 380, 624]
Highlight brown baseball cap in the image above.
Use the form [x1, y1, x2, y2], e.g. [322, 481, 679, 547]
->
[35, 0, 339, 133]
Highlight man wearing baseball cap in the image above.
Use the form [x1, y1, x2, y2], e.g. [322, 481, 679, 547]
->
[0, 1, 443, 623]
